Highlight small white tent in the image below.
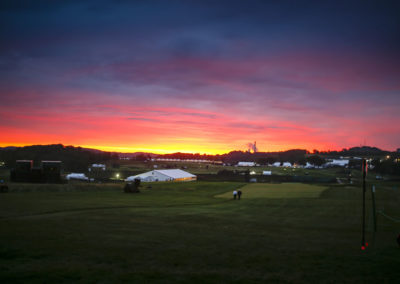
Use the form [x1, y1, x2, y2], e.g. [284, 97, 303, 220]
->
[325, 159, 349, 167]
[237, 162, 256, 167]
[66, 173, 89, 181]
[91, 164, 106, 170]
[125, 169, 196, 182]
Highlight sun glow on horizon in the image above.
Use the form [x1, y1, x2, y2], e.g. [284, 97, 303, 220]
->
[0, 141, 343, 155]
[80, 144, 226, 155]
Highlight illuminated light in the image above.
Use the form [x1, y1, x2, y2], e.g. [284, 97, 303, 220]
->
[361, 246, 365, 250]
[366, 242, 369, 247]
[116, 173, 120, 178]
[386, 155, 390, 159]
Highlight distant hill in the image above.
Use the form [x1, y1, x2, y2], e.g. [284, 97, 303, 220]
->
[0, 144, 396, 169]
[337, 146, 389, 157]
[347, 146, 383, 153]
[0, 146, 18, 151]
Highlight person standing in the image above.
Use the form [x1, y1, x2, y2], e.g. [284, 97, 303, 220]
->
[233, 190, 237, 200]
[238, 190, 242, 200]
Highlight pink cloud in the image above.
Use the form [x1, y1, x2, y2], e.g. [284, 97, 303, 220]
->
[1, 48, 399, 152]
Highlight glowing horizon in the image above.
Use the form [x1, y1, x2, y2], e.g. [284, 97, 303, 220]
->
[0, 141, 380, 155]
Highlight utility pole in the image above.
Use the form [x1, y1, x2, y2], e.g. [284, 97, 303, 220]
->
[361, 159, 367, 249]
[371, 185, 377, 232]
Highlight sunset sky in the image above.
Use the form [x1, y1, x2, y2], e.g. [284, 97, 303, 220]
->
[1, 0, 399, 154]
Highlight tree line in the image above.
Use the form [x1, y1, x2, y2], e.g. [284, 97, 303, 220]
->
[0, 144, 118, 172]
[1, 144, 398, 175]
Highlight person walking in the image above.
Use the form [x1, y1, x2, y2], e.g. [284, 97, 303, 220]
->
[238, 190, 242, 200]
[233, 190, 237, 200]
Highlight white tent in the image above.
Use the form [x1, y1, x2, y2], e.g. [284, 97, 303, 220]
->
[237, 162, 256, 167]
[91, 164, 106, 170]
[66, 173, 89, 181]
[325, 159, 349, 167]
[125, 169, 196, 182]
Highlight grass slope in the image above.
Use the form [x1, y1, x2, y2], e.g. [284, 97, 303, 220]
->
[0, 181, 399, 283]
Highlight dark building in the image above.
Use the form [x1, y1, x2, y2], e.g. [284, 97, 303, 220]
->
[13, 160, 33, 182]
[15, 160, 33, 171]
[41, 161, 62, 182]
[11, 160, 62, 183]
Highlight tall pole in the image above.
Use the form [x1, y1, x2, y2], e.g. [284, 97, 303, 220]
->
[362, 159, 367, 249]
[371, 185, 377, 232]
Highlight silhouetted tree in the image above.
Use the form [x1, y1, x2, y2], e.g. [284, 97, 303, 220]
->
[373, 159, 400, 175]
[348, 159, 363, 170]
[257, 158, 268, 165]
[307, 155, 326, 167]
[266, 157, 277, 165]
[297, 158, 307, 166]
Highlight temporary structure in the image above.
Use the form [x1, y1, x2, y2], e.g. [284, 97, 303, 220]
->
[125, 169, 196, 182]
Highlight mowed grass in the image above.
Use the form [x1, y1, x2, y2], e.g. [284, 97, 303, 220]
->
[0, 181, 399, 283]
[216, 183, 327, 199]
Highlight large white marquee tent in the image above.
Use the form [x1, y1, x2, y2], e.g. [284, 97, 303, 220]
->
[125, 169, 197, 182]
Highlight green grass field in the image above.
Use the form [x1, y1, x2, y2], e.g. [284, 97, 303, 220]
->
[0, 181, 399, 283]
[216, 183, 328, 199]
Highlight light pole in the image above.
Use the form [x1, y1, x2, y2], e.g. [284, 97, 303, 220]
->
[361, 159, 367, 249]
